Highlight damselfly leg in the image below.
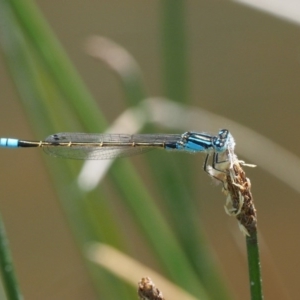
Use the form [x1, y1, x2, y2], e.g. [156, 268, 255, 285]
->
[204, 152, 230, 186]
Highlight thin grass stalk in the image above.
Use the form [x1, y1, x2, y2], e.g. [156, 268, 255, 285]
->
[84, 35, 216, 298]
[7, 0, 106, 132]
[0, 213, 23, 300]
[89, 37, 226, 297]
[246, 232, 263, 300]
[0, 3, 132, 298]
[161, 2, 231, 298]
[162, 0, 187, 103]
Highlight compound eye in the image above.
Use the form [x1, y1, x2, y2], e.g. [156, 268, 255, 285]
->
[218, 129, 228, 139]
[215, 139, 224, 147]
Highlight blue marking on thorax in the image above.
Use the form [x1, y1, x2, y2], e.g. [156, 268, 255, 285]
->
[0, 138, 19, 148]
[183, 140, 208, 152]
[175, 133, 213, 153]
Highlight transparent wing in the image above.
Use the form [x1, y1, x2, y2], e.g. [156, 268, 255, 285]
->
[43, 133, 181, 160]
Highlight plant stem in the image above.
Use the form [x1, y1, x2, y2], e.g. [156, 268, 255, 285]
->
[162, 0, 187, 103]
[246, 231, 263, 300]
[0, 213, 23, 300]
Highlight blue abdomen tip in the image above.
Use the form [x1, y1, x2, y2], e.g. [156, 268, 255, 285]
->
[0, 138, 19, 148]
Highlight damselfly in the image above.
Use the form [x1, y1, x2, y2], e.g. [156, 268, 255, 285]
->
[0, 129, 235, 172]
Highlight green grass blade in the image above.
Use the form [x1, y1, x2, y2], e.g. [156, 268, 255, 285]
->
[246, 231, 263, 300]
[85, 36, 216, 298]
[7, 0, 106, 132]
[0, 213, 23, 300]
[161, 2, 231, 298]
[162, 0, 188, 103]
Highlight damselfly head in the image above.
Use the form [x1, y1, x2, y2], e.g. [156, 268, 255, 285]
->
[213, 129, 235, 153]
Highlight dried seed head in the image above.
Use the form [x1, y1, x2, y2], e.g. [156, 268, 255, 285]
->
[138, 277, 165, 300]
[225, 161, 257, 236]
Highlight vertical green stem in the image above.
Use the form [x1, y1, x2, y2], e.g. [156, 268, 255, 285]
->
[0, 213, 23, 300]
[162, 0, 187, 103]
[246, 231, 263, 300]
[160, 2, 230, 298]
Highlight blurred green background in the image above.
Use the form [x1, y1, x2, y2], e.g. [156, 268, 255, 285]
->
[0, 1, 300, 299]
